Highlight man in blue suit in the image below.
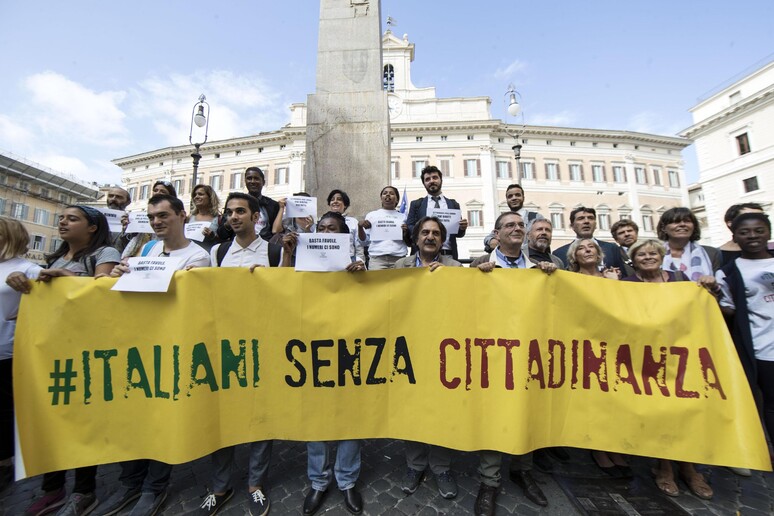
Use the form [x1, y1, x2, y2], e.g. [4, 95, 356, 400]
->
[406, 165, 468, 260]
[553, 207, 626, 272]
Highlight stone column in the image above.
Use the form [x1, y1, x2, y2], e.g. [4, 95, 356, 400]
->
[305, 0, 390, 216]
[479, 144, 498, 227]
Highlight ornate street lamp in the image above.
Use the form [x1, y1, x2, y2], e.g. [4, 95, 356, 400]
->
[189, 94, 210, 193]
[504, 84, 525, 182]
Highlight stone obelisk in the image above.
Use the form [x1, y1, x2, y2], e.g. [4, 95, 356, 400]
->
[305, 0, 390, 215]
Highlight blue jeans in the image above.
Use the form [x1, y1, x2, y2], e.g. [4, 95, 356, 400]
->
[307, 440, 361, 491]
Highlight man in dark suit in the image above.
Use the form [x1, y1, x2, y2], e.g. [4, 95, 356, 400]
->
[406, 165, 468, 260]
[553, 207, 626, 272]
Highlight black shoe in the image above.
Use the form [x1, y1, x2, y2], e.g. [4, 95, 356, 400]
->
[509, 470, 547, 507]
[302, 488, 327, 516]
[474, 484, 497, 516]
[342, 487, 362, 515]
[615, 465, 633, 479]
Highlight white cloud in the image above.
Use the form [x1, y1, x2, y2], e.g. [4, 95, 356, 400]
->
[529, 111, 578, 127]
[494, 59, 528, 80]
[0, 114, 35, 149]
[132, 70, 290, 146]
[24, 72, 129, 147]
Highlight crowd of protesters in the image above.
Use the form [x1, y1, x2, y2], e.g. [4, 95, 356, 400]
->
[1, 164, 771, 516]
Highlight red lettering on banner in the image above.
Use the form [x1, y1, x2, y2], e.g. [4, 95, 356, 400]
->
[497, 338, 520, 390]
[583, 340, 608, 392]
[474, 338, 495, 388]
[641, 346, 670, 397]
[699, 347, 727, 400]
[548, 339, 565, 388]
[526, 339, 545, 389]
[671, 347, 699, 398]
[439, 338, 461, 389]
[614, 345, 642, 395]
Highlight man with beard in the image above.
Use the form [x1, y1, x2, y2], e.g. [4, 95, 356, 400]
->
[396, 216, 461, 269]
[526, 219, 564, 269]
[106, 186, 133, 253]
[217, 167, 280, 242]
[484, 184, 543, 253]
[406, 165, 468, 260]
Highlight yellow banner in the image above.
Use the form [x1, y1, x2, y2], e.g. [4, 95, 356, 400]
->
[14, 268, 771, 476]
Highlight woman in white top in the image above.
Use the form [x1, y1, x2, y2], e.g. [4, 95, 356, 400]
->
[6, 206, 119, 515]
[358, 186, 409, 270]
[0, 217, 43, 489]
[187, 184, 222, 252]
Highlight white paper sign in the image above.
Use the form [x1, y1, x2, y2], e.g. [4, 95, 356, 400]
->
[184, 222, 209, 242]
[125, 212, 154, 234]
[284, 196, 318, 219]
[427, 208, 461, 236]
[111, 257, 184, 293]
[295, 233, 352, 272]
[369, 213, 404, 241]
[96, 208, 124, 233]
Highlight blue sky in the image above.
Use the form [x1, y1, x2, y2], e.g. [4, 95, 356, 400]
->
[2, 1, 773, 185]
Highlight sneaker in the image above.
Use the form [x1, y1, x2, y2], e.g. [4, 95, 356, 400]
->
[198, 488, 233, 515]
[93, 486, 141, 516]
[247, 488, 270, 516]
[56, 492, 98, 516]
[436, 470, 457, 499]
[401, 467, 425, 495]
[729, 467, 752, 477]
[128, 491, 167, 516]
[25, 488, 67, 516]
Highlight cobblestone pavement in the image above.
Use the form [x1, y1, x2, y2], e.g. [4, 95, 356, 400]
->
[2, 440, 772, 515]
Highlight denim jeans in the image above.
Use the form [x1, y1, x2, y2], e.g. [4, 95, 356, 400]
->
[307, 440, 361, 491]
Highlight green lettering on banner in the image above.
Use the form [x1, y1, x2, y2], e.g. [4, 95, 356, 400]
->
[189, 342, 218, 395]
[126, 347, 152, 398]
[221, 339, 247, 389]
[95, 349, 118, 401]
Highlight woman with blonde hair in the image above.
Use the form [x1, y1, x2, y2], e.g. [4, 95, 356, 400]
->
[566, 238, 620, 279]
[188, 184, 222, 251]
[0, 218, 42, 490]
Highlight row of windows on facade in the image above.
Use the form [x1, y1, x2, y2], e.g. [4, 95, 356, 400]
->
[395, 159, 681, 187]
[128, 159, 682, 200]
[26, 234, 62, 253]
[129, 147, 294, 172]
[0, 200, 60, 227]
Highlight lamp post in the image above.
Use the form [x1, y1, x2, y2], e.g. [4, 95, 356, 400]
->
[505, 84, 525, 182]
[189, 94, 210, 194]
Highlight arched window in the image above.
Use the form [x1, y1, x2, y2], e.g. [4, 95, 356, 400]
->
[383, 64, 395, 92]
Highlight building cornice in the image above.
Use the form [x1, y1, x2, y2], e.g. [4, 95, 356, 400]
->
[681, 84, 774, 139]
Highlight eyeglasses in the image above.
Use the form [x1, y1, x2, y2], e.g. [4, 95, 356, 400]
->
[497, 222, 525, 230]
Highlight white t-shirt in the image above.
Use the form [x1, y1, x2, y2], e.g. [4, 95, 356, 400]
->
[717, 257, 774, 360]
[210, 238, 269, 268]
[361, 209, 407, 258]
[0, 258, 43, 359]
[145, 241, 210, 269]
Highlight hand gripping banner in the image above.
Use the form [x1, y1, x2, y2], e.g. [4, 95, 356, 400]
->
[14, 267, 771, 476]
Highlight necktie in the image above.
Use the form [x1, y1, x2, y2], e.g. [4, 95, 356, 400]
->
[432, 196, 440, 208]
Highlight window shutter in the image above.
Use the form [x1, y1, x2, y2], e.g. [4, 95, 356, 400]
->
[508, 161, 513, 178]
[476, 159, 481, 177]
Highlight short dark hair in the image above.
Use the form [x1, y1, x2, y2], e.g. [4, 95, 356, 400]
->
[657, 207, 701, 241]
[381, 185, 400, 201]
[731, 212, 771, 233]
[148, 194, 185, 214]
[494, 211, 523, 230]
[724, 202, 764, 224]
[505, 184, 524, 195]
[411, 216, 447, 245]
[245, 166, 265, 181]
[610, 219, 639, 237]
[421, 165, 442, 181]
[152, 180, 178, 199]
[294, 192, 311, 197]
[317, 211, 350, 233]
[225, 192, 260, 215]
[570, 206, 596, 224]
[326, 189, 351, 208]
